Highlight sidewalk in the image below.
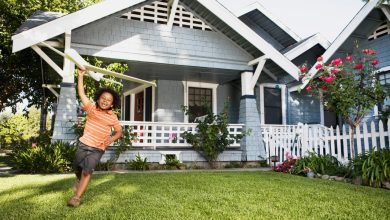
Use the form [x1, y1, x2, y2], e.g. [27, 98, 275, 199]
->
[95, 167, 272, 175]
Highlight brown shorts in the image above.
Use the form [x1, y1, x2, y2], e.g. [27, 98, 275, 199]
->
[74, 142, 104, 174]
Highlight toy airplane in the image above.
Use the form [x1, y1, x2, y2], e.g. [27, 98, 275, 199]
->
[40, 41, 156, 87]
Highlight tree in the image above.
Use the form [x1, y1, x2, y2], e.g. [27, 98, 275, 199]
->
[0, 107, 51, 147]
[0, 0, 100, 113]
[300, 45, 387, 158]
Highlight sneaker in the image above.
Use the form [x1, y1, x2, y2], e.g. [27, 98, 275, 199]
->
[67, 196, 81, 207]
[73, 179, 80, 194]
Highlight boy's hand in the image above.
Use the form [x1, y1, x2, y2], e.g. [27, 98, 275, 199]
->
[77, 67, 86, 77]
[103, 136, 113, 146]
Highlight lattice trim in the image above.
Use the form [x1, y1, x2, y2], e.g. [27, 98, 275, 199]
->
[120, 0, 212, 31]
[368, 22, 390, 41]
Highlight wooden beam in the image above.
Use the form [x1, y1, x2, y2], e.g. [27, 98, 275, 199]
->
[167, 0, 179, 31]
[31, 45, 64, 77]
[381, 6, 390, 21]
[250, 56, 267, 89]
[263, 67, 277, 81]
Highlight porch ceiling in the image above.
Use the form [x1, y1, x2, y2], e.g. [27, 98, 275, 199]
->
[123, 60, 243, 84]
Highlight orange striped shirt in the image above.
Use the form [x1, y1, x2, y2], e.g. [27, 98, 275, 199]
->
[79, 102, 121, 151]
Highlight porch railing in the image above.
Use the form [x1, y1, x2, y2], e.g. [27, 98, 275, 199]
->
[120, 121, 244, 149]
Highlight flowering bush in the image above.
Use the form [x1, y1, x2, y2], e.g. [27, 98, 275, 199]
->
[273, 151, 300, 173]
[300, 47, 387, 158]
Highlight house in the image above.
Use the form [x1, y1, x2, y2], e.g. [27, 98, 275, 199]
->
[296, 0, 390, 127]
[12, 0, 330, 164]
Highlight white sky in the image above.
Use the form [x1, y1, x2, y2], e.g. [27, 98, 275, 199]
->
[218, 0, 365, 42]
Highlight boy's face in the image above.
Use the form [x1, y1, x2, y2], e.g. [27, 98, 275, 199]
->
[97, 92, 114, 110]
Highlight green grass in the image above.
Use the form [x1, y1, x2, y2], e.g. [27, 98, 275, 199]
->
[1, 171, 389, 219]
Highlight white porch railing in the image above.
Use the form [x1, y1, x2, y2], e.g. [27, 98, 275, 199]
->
[120, 121, 244, 149]
[262, 120, 390, 164]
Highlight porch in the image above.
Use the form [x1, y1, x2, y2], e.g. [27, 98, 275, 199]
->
[117, 120, 390, 165]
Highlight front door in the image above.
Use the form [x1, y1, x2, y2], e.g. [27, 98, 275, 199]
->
[264, 87, 282, 124]
[134, 91, 144, 121]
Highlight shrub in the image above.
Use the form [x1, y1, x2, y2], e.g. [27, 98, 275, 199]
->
[164, 155, 180, 170]
[362, 148, 390, 187]
[181, 105, 247, 167]
[224, 161, 243, 168]
[292, 152, 347, 176]
[128, 153, 149, 171]
[11, 141, 76, 173]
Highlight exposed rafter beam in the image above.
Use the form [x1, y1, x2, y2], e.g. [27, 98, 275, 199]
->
[167, 0, 179, 31]
[263, 67, 277, 81]
[350, 33, 368, 39]
[42, 84, 60, 97]
[31, 45, 64, 77]
[38, 40, 64, 48]
[248, 56, 266, 66]
[381, 6, 390, 21]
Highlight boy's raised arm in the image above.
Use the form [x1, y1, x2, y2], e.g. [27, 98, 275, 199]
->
[77, 68, 90, 105]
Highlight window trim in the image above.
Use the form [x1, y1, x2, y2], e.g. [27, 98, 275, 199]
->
[259, 83, 286, 125]
[182, 81, 218, 123]
[122, 84, 155, 121]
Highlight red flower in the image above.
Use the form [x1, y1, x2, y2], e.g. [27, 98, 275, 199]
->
[324, 76, 335, 82]
[306, 86, 312, 92]
[315, 63, 323, 69]
[355, 63, 363, 70]
[321, 85, 328, 91]
[345, 56, 352, 61]
[317, 56, 323, 62]
[300, 66, 307, 73]
[363, 49, 376, 55]
[331, 58, 342, 67]
[371, 59, 379, 65]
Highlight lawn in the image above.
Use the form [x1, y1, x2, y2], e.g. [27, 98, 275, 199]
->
[1, 171, 389, 219]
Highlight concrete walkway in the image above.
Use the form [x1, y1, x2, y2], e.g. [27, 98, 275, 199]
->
[95, 167, 272, 175]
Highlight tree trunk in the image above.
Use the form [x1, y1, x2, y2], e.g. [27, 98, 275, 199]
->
[39, 99, 48, 134]
[350, 125, 356, 159]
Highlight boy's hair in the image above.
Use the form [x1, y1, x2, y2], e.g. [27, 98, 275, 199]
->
[93, 88, 121, 110]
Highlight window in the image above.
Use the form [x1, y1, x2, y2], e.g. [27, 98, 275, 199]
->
[188, 87, 212, 122]
[183, 81, 218, 123]
[377, 70, 390, 114]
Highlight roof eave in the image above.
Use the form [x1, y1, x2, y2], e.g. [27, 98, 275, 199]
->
[12, 0, 147, 53]
[200, 0, 299, 80]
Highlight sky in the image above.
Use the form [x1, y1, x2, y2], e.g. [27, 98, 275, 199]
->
[218, 0, 365, 42]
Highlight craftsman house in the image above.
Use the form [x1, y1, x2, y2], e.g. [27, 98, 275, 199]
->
[12, 0, 349, 164]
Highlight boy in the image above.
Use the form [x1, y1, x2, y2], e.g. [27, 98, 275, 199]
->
[67, 68, 122, 207]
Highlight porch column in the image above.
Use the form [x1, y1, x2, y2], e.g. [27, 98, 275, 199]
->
[52, 31, 78, 143]
[239, 72, 265, 161]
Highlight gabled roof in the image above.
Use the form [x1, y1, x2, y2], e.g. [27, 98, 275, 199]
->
[14, 10, 65, 35]
[282, 33, 330, 60]
[233, 2, 301, 45]
[12, 0, 300, 80]
[300, 0, 384, 88]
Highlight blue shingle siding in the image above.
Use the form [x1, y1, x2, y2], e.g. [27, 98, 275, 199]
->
[154, 80, 184, 122]
[287, 91, 321, 124]
[72, 17, 252, 70]
[363, 35, 390, 69]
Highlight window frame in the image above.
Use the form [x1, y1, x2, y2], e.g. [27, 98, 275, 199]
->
[182, 81, 218, 123]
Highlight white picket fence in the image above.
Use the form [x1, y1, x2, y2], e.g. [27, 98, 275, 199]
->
[262, 120, 390, 164]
